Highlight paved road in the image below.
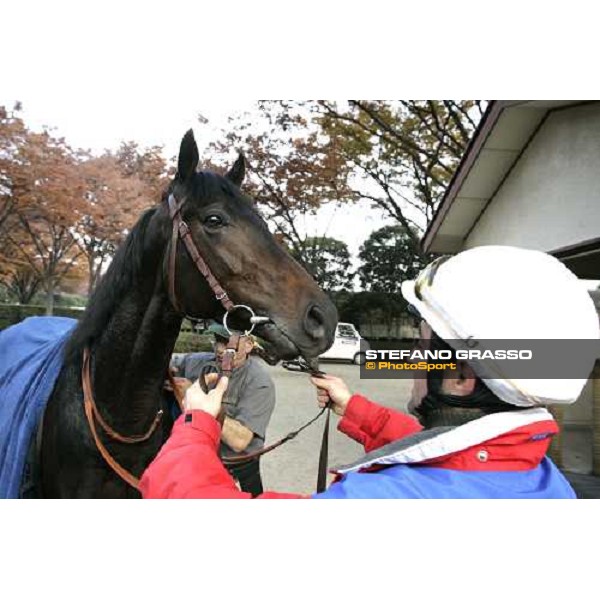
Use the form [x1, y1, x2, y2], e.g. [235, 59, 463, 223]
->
[260, 362, 413, 496]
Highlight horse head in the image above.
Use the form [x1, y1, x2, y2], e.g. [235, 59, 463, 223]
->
[164, 130, 338, 361]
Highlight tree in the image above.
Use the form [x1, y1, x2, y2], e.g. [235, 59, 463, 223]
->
[292, 236, 352, 292]
[2, 265, 43, 305]
[114, 141, 173, 201]
[75, 153, 151, 294]
[3, 129, 88, 314]
[255, 100, 485, 254]
[204, 103, 355, 266]
[0, 234, 43, 304]
[10, 212, 83, 314]
[334, 290, 410, 338]
[316, 100, 487, 252]
[357, 225, 427, 294]
[0, 103, 30, 234]
[0, 108, 172, 308]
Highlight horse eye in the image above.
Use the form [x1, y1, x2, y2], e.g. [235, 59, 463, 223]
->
[203, 214, 225, 228]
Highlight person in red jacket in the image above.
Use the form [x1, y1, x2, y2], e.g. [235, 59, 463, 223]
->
[140, 370, 428, 499]
[140, 246, 599, 499]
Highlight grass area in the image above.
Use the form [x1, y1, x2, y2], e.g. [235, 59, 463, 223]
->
[0, 303, 210, 353]
[54, 293, 88, 308]
[0, 303, 84, 331]
[1, 304, 212, 355]
[174, 331, 212, 353]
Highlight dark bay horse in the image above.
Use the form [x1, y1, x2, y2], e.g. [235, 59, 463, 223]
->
[39, 130, 337, 498]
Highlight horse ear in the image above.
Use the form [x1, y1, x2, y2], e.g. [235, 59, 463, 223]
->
[225, 152, 246, 187]
[177, 129, 199, 182]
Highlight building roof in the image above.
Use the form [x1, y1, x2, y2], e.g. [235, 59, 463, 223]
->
[422, 100, 590, 255]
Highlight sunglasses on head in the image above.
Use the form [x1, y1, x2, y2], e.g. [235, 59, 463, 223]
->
[414, 255, 450, 301]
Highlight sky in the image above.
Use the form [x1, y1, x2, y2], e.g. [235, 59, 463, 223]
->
[0, 91, 393, 262]
[2, 2, 596, 283]
[0, 5, 396, 268]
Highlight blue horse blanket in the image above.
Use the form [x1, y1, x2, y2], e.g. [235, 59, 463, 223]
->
[0, 316, 77, 498]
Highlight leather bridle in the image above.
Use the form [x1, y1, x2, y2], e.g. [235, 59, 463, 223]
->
[167, 193, 234, 315]
[82, 347, 165, 490]
[166, 192, 271, 335]
[81, 191, 330, 494]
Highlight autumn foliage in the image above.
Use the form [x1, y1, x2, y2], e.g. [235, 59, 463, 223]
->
[1, 100, 484, 313]
[0, 104, 170, 312]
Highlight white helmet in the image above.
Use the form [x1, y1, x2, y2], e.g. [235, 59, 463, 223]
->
[401, 246, 600, 407]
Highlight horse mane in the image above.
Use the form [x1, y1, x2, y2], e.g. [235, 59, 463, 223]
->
[64, 206, 159, 362]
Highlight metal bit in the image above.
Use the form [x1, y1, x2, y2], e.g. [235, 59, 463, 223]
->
[249, 316, 271, 324]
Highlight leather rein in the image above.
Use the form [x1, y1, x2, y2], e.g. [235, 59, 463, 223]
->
[81, 192, 330, 493]
[82, 347, 165, 490]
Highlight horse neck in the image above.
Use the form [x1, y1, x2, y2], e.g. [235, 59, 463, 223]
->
[90, 274, 182, 435]
[82, 205, 223, 435]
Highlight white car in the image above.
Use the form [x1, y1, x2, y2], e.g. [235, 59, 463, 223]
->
[318, 322, 369, 364]
[281, 323, 369, 371]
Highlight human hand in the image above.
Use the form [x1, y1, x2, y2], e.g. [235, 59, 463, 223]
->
[184, 376, 229, 418]
[310, 374, 352, 417]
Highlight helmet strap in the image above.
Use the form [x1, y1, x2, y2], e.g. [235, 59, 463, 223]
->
[414, 331, 527, 428]
[413, 394, 488, 428]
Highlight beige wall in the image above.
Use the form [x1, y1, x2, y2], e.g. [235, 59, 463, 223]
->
[465, 103, 600, 252]
[565, 379, 594, 425]
[465, 104, 600, 473]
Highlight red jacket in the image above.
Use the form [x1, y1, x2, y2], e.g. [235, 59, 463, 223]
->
[140, 395, 557, 499]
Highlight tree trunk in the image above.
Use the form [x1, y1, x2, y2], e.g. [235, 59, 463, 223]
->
[88, 270, 95, 297]
[45, 282, 55, 315]
[17, 289, 30, 305]
[16, 280, 39, 305]
[87, 255, 97, 297]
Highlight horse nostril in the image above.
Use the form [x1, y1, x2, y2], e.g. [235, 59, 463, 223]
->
[304, 304, 326, 340]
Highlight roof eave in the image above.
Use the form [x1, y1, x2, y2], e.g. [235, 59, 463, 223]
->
[421, 100, 509, 254]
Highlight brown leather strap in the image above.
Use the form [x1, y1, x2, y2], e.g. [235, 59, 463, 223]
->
[83, 390, 141, 490]
[316, 407, 331, 493]
[167, 194, 235, 314]
[82, 348, 163, 444]
[82, 347, 164, 490]
[168, 198, 183, 313]
[220, 333, 241, 377]
[221, 405, 328, 466]
[177, 222, 235, 311]
[210, 334, 240, 425]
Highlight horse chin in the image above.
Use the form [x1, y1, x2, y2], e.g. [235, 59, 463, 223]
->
[253, 322, 305, 361]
